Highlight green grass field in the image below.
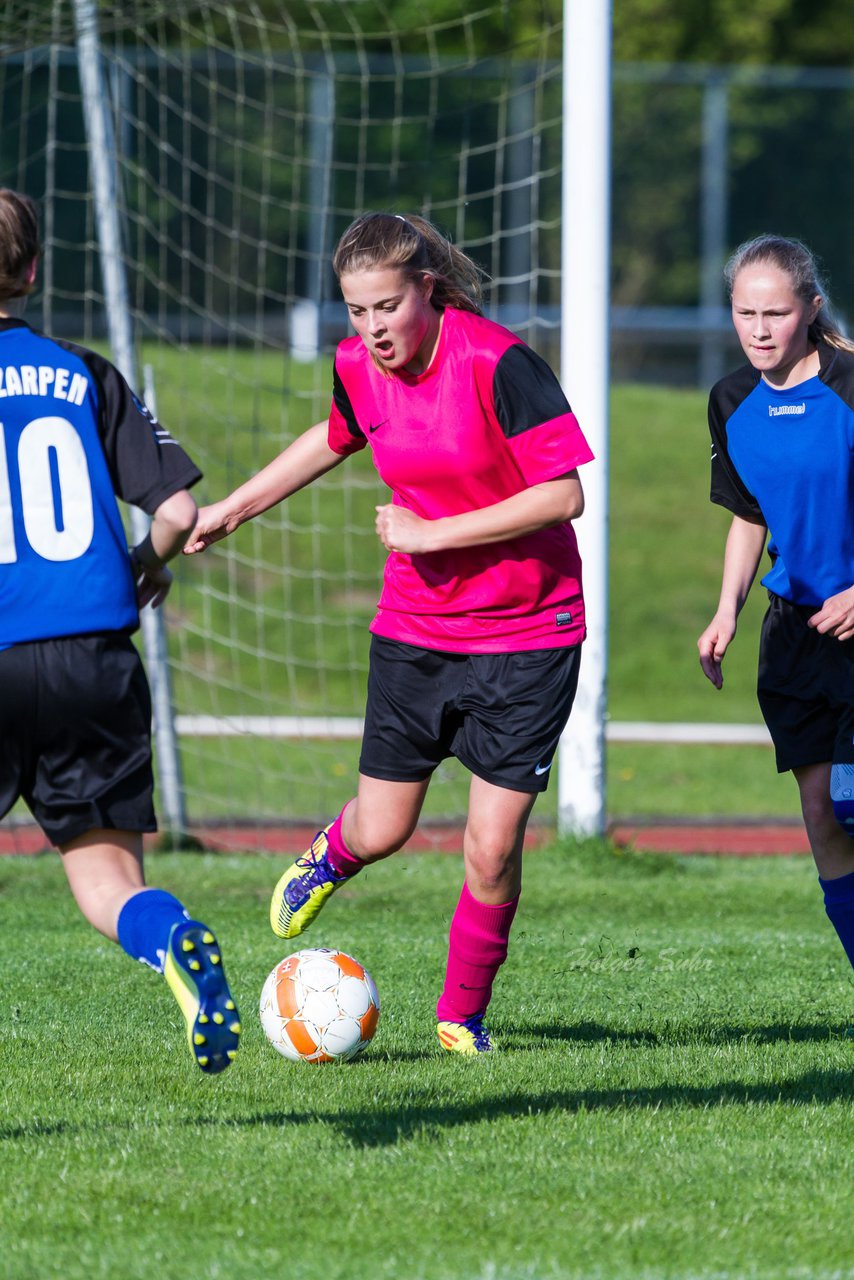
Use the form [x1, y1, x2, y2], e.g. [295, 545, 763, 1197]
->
[2, 841, 852, 1280]
[171, 734, 801, 828]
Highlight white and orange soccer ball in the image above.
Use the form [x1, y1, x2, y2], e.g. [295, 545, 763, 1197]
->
[259, 947, 380, 1063]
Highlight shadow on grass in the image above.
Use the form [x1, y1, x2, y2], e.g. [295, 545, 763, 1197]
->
[506, 1020, 851, 1049]
[0, 1119, 71, 1141]
[5, 1058, 852, 1147]
[231, 1066, 854, 1147]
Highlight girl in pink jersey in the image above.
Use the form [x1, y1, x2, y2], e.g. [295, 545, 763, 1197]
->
[186, 213, 593, 1054]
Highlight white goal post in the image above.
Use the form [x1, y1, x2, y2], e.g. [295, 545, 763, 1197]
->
[558, 0, 611, 835]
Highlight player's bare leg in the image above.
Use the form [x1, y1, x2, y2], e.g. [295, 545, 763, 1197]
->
[342, 774, 431, 861]
[795, 762, 854, 979]
[269, 775, 429, 938]
[461, 776, 537, 903]
[794, 763, 854, 879]
[60, 828, 147, 937]
[437, 777, 536, 1054]
[60, 828, 239, 1074]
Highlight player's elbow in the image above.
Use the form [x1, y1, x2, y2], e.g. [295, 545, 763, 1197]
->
[564, 486, 584, 521]
[552, 474, 584, 522]
[153, 489, 198, 543]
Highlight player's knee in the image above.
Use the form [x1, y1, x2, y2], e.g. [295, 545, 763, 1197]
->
[463, 837, 519, 895]
[348, 819, 411, 860]
[362, 835, 407, 859]
[830, 765, 854, 839]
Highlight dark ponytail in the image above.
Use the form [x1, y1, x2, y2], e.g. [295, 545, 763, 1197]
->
[0, 189, 39, 301]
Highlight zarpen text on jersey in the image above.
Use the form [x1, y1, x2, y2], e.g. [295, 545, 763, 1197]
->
[0, 364, 88, 405]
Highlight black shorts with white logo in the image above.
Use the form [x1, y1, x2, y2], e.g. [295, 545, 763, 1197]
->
[359, 635, 582, 794]
[0, 632, 157, 846]
[757, 591, 854, 773]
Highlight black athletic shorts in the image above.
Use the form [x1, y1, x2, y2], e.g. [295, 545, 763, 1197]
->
[757, 591, 854, 773]
[359, 635, 582, 794]
[0, 633, 156, 847]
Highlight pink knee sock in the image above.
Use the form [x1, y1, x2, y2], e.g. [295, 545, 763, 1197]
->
[436, 883, 520, 1023]
[324, 809, 364, 879]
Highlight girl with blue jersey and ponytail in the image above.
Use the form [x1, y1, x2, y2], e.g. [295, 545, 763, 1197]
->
[699, 234, 854, 985]
[0, 189, 240, 1075]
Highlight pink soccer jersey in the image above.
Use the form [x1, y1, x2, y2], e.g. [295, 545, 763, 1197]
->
[327, 306, 594, 653]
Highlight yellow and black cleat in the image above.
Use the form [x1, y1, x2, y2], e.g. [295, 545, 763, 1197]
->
[269, 827, 344, 939]
[437, 1016, 493, 1055]
[164, 922, 241, 1075]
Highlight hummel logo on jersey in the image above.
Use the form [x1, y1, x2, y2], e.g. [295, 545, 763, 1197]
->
[768, 402, 805, 417]
[369, 418, 389, 433]
[132, 392, 159, 424]
[132, 392, 181, 444]
[534, 760, 552, 776]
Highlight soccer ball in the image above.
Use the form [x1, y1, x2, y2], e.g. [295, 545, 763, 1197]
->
[259, 947, 380, 1063]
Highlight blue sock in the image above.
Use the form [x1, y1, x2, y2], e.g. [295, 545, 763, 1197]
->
[819, 870, 854, 971]
[117, 889, 190, 973]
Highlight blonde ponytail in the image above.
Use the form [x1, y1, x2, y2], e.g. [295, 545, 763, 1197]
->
[725, 234, 854, 355]
[332, 212, 486, 315]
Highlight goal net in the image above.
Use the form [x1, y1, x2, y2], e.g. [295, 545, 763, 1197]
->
[0, 0, 566, 847]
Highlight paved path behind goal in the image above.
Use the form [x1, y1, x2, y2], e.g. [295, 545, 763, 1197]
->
[607, 820, 810, 856]
[0, 818, 811, 857]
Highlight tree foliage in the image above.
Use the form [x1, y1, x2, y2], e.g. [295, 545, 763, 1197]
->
[76, 1, 854, 69]
[613, 0, 854, 67]
[97, 1, 562, 60]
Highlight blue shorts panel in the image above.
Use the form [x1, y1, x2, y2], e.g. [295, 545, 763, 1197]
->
[359, 636, 581, 794]
[0, 633, 156, 846]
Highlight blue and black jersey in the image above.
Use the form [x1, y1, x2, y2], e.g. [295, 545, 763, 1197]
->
[0, 318, 201, 647]
[709, 340, 854, 607]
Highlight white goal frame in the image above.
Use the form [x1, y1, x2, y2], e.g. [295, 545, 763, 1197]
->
[558, 0, 612, 835]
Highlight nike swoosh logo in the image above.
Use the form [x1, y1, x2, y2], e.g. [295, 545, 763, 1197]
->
[369, 418, 389, 434]
[534, 761, 552, 776]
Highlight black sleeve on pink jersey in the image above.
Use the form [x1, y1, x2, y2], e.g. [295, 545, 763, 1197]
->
[492, 343, 572, 438]
[332, 362, 362, 442]
[60, 340, 202, 514]
[708, 366, 764, 522]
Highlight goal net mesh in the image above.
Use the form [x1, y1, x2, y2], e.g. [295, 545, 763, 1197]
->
[0, 0, 564, 843]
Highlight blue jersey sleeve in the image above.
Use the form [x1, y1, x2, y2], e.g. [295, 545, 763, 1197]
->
[60, 342, 202, 513]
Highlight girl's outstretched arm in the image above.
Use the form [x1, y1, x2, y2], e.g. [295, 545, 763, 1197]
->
[184, 420, 343, 553]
